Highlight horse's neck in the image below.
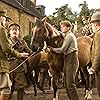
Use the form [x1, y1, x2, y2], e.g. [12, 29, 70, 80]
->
[47, 35, 64, 48]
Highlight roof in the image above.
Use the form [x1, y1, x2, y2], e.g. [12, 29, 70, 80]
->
[1, 0, 41, 18]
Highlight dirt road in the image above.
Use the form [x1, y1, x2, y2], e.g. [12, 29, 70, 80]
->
[11, 86, 99, 100]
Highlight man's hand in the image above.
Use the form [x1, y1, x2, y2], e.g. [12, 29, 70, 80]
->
[88, 67, 95, 74]
[47, 46, 54, 53]
[20, 52, 29, 57]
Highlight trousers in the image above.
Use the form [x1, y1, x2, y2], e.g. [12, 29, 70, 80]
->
[63, 51, 79, 100]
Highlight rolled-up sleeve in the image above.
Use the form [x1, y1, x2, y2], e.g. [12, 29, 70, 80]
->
[53, 34, 72, 53]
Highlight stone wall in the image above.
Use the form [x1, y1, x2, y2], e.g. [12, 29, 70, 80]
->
[0, 1, 35, 36]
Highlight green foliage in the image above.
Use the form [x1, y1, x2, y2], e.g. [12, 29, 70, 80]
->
[79, 1, 90, 17]
[48, 4, 77, 30]
[23, 35, 31, 47]
[47, 0, 100, 31]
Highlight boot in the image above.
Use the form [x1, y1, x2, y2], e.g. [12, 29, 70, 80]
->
[17, 88, 24, 100]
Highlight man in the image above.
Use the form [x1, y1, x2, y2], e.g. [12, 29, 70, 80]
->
[8, 23, 33, 100]
[50, 20, 79, 100]
[0, 10, 29, 100]
[81, 16, 93, 36]
[5, 16, 12, 30]
[88, 11, 100, 98]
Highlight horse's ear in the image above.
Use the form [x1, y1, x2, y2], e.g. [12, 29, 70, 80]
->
[42, 17, 47, 23]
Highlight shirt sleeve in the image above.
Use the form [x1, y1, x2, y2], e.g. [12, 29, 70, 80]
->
[53, 34, 72, 53]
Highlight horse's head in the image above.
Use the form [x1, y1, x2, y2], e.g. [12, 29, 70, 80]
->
[30, 19, 47, 51]
[30, 18, 64, 51]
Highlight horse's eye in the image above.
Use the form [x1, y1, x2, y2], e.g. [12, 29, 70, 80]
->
[55, 41, 57, 44]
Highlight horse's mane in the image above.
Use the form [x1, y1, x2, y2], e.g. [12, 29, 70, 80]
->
[45, 22, 60, 38]
[31, 19, 63, 48]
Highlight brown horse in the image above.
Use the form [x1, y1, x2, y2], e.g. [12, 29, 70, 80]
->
[29, 18, 93, 100]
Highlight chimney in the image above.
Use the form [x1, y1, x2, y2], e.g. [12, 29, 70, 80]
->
[30, 0, 36, 6]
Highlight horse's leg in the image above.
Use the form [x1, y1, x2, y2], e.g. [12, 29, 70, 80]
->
[81, 67, 89, 91]
[75, 68, 84, 88]
[49, 68, 58, 100]
[34, 68, 45, 93]
[27, 72, 37, 96]
[39, 68, 47, 88]
[81, 66, 92, 100]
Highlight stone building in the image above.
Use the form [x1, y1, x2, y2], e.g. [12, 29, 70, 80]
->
[0, 0, 41, 36]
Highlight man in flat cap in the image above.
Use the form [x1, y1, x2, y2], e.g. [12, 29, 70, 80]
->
[88, 11, 100, 98]
[0, 10, 29, 100]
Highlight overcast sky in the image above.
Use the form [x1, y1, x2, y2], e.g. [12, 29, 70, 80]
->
[36, 0, 100, 16]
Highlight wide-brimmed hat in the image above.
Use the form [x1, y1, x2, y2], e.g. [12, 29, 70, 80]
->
[90, 12, 100, 23]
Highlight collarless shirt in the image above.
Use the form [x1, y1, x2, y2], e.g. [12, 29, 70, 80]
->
[53, 32, 78, 55]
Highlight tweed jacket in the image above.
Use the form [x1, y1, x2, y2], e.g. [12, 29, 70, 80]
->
[53, 32, 78, 55]
[8, 37, 32, 72]
[0, 25, 21, 73]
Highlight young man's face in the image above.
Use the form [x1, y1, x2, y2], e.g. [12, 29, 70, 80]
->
[9, 26, 20, 38]
[60, 24, 69, 33]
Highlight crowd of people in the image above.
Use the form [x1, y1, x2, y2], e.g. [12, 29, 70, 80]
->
[0, 9, 100, 100]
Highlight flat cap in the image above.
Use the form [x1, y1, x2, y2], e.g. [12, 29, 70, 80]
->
[9, 23, 20, 30]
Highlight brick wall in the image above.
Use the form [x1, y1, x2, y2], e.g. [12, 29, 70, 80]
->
[0, 1, 35, 37]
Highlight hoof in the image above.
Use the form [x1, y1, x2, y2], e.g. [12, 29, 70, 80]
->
[43, 90, 45, 93]
[34, 93, 37, 96]
[84, 90, 92, 100]
[53, 98, 58, 100]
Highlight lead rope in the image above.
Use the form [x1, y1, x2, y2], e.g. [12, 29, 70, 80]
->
[9, 48, 40, 74]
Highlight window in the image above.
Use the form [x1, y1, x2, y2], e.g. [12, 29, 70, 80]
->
[29, 21, 34, 36]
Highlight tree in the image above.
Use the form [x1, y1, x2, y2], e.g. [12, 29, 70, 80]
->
[79, 1, 90, 17]
[47, 1, 100, 31]
[48, 4, 77, 30]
